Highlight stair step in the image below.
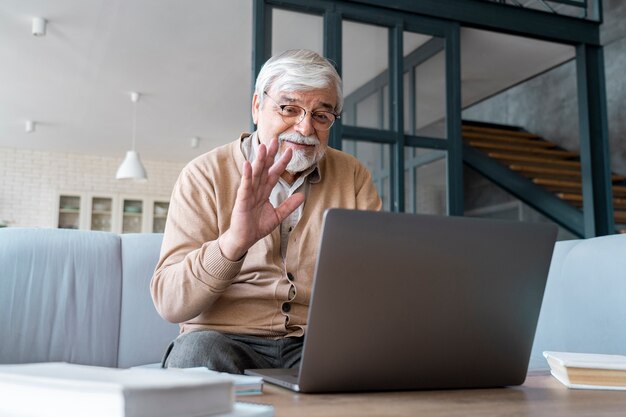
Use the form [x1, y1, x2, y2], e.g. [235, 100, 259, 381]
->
[463, 132, 555, 147]
[557, 193, 626, 209]
[510, 164, 581, 177]
[487, 152, 582, 168]
[615, 211, 626, 223]
[469, 141, 579, 158]
[545, 186, 626, 198]
[533, 178, 584, 189]
[462, 124, 538, 139]
[534, 178, 626, 195]
[510, 165, 626, 182]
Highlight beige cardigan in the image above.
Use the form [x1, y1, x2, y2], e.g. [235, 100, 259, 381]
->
[151, 134, 382, 338]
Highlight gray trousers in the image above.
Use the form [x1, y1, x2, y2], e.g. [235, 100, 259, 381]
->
[162, 330, 303, 374]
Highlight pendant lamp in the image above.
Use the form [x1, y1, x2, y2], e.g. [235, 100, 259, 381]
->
[116, 92, 148, 181]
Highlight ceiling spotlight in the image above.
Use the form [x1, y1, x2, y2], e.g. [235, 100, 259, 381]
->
[32, 17, 47, 37]
[190, 137, 200, 149]
[25, 120, 36, 133]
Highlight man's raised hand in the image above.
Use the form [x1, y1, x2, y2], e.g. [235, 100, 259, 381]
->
[218, 138, 305, 261]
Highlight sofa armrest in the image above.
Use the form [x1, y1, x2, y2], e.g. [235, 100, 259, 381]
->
[530, 234, 626, 370]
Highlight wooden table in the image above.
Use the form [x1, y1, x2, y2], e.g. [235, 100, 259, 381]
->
[244, 372, 626, 416]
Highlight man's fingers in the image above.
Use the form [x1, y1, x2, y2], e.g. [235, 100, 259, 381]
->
[259, 138, 279, 189]
[236, 161, 253, 205]
[268, 146, 293, 179]
[251, 143, 267, 190]
[274, 192, 305, 223]
[262, 146, 292, 198]
[240, 161, 252, 189]
[266, 138, 279, 161]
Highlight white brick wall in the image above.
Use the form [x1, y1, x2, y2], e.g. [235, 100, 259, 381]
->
[0, 147, 186, 228]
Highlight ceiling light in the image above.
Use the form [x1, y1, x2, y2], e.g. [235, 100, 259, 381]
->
[25, 120, 36, 133]
[32, 17, 47, 37]
[116, 92, 148, 181]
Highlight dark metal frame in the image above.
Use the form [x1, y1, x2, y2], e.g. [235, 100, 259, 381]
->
[576, 44, 614, 236]
[252, 0, 611, 237]
[481, 0, 598, 20]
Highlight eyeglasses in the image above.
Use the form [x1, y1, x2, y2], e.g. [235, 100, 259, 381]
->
[263, 91, 340, 131]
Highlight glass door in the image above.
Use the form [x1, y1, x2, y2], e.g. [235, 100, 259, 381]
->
[58, 195, 81, 230]
[122, 199, 143, 233]
[152, 201, 169, 233]
[90, 196, 113, 232]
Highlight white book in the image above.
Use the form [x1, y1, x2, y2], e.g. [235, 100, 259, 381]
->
[132, 365, 264, 396]
[180, 368, 264, 396]
[0, 362, 234, 417]
[543, 351, 626, 390]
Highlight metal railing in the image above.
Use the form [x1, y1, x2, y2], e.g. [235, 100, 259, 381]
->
[481, 0, 601, 21]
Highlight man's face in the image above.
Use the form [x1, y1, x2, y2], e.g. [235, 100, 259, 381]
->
[252, 86, 337, 174]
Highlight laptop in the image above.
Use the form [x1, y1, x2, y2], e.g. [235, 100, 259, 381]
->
[245, 209, 557, 393]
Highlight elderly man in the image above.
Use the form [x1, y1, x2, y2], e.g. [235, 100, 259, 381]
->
[151, 49, 381, 374]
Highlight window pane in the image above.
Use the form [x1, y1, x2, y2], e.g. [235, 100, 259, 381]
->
[403, 31, 446, 138]
[272, 9, 323, 55]
[404, 147, 447, 215]
[344, 139, 392, 211]
[342, 21, 388, 129]
[355, 92, 381, 129]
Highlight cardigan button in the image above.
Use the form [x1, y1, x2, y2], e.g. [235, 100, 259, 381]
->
[287, 272, 295, 281]
[282, 303, 291, 313]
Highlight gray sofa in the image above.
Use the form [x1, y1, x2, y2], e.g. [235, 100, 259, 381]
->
[0, 227, 624, 371]
[0, 228, 178, 368]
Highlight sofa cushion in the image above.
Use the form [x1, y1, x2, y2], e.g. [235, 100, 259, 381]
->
[117, 233, 179, 368]
[0, 228, 122, 367]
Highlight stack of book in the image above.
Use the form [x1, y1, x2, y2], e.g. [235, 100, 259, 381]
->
[0, 362, 273, 417]
[544, 351, 626, 390]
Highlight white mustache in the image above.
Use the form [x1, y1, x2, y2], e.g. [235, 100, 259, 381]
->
[278, 132, 320, 146]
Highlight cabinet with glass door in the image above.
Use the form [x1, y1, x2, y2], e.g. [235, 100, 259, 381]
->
[152, 200, 170, 233]
[118, 196, 170, 234]
[121, 198, 144, 234]
[57, 195, 82, 230]
[56, 193, 170, 233]
[89, 196, 115, 232]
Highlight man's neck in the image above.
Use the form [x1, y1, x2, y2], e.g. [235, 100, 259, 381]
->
[281, 170, 301, 185]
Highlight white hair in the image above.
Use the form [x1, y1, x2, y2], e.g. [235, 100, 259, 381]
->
[254, 49, 343, 113]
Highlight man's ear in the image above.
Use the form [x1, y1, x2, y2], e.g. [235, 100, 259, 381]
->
[251, 93, 260, 125]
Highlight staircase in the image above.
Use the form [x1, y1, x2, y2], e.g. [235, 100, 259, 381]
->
[462, 121, 626, 235]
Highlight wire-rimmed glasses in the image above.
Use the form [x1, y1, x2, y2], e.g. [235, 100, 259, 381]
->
[263, 91, 340, 131]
